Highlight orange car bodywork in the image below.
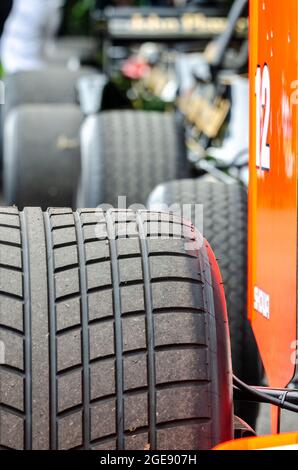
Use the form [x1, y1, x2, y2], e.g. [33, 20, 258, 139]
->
[248, 0, 298, 394]
[215, 432, 298, 450]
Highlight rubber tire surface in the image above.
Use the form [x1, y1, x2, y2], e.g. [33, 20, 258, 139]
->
[77, 111, 191, 208]
[45, 37, 97, 65]
[3, 67, 96, 120]
[148, 178, 262, 427]
[0, 207, 232, 450]
[4, 104, 83, 209]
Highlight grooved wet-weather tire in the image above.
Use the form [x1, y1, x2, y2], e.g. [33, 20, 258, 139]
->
[0, 207, 232, 450]
[77, 111, 191, 208]
[3, 104, 83, 209]
[148, 178, 262, 427]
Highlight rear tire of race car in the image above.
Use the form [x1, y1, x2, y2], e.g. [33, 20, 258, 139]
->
[147, 178, 262, 428]
[0, 207, 233, 450]
[45, 37, 97, 66]
[77, 110, 191, 208]
[3, 104, 83, 209]
[3, 67, 96, 120]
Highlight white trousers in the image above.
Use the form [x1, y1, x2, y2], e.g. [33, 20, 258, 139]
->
[1, 0, 64, 73]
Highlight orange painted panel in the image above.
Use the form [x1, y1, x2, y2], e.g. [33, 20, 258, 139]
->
[248, 0, 297, 388]
[214, 432, 298, 450]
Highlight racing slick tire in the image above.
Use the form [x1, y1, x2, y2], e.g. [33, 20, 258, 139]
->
[45, 37, 97, 66]
[3, 104, 83, 209]
[3, 67, 96, 120]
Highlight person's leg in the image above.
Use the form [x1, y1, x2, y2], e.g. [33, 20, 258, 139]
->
[1, 0, 64, 73]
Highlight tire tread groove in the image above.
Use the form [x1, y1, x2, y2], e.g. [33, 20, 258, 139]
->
[105, 210, 125, 450]
[74, 211, 91, 450]
[44, 212, 58, 449]
[136, 212, 157, 450]
[20, 211, 32, 450]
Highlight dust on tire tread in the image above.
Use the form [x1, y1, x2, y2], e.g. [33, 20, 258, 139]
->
[0, 208, 230, 450]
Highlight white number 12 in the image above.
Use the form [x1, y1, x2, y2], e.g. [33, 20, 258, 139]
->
[255, 65, 271, 170]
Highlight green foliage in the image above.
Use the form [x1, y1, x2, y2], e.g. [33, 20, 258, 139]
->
[62, 0, 96, 36]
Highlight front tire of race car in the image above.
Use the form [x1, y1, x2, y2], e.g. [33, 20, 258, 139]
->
[0, 207, 233, 450]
